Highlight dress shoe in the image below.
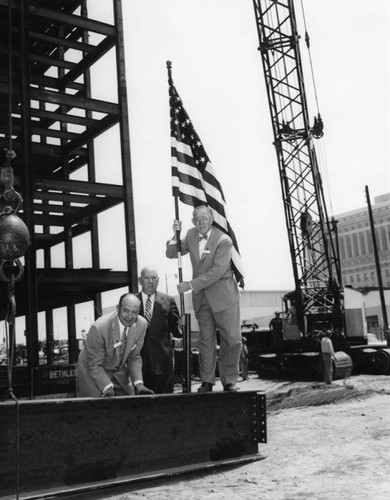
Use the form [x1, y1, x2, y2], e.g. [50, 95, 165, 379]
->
[224, 384, 239, 392]
[197, 382, 213, 393]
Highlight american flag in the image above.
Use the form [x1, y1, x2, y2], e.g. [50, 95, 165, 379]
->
[168, 67, 245, 287]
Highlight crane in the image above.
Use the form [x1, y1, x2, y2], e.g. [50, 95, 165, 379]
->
[252, 0, 343, 339]
[251, 0, 390, 376]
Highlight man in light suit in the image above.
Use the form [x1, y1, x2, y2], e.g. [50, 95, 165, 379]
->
[166, 205, 241, 393]
[77, 293, 154, 397]
[137, 266, 181, 394]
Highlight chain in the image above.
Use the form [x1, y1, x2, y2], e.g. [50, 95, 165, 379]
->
[0, 149, 26, 283]
[0, 148, 22, 214]
[0, 148, 28, 403]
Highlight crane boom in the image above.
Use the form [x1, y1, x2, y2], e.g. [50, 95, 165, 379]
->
[253, 0, 343, 335]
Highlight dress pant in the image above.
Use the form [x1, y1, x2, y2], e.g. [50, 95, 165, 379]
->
[322, 352, 333, 384]
[240, 348, 249, 380]
[143, 372, 173, 394]
[195, 294, 241, 386]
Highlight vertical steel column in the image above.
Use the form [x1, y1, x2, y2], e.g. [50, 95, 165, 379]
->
[39, 85, 55, 365]
[113, 0, 138, 292]
[19, 0, 39, 369]
[58, 21, 78, 364]
[82, 0, 103, 320]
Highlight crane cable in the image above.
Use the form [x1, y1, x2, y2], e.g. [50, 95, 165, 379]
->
[265, 3, 308, 207]
[299, 0, 334, 217]
[299, 0, 320, 115]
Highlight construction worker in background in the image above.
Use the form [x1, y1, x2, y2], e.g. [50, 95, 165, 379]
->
[320, 331, 336, 385]
[269, 311, 283, 352]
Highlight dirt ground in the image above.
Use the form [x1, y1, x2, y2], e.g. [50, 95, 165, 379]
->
[76, 374, 390, 500]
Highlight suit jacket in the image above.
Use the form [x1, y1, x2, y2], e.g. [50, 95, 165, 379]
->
[166, 226, 239, 313]
[138, 291, 180, 376]
[77, 312, 147, 397]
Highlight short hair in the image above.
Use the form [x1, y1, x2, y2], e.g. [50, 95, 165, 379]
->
[140, 266, 159, 278]
[118, 293, 139, 310]
[193, 205, 213, 217]
[118, 293, 128, 310]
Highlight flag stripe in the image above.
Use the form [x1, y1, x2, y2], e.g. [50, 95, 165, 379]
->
[172, 156, 232, 228]
[172, 165, 227, 211]
[172, 166, 205, 193]
[172, 178, 207, 204]
[172, 141, 225, 195]
[169, 76, 245, 284]
[172, 170, 228, 227]
[171, 152, 227, 205]
[173, 189, 206, 208]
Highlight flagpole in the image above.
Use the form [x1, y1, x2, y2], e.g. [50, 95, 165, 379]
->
[168, 60, 192, 393]
[173, 193, 185, 312]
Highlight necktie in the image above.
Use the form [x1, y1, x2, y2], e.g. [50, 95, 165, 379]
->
[144, 295, 152, 325]
[119, 326, 127, 361]
[199, 234, 208, 241]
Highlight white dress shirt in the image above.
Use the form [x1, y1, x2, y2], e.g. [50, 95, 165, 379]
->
[198, 229, 211, 255]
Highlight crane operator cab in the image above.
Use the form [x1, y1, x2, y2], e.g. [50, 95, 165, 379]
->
[282, 292, 302, 342]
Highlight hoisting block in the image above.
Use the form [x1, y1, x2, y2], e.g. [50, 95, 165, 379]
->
[0, 391, 266, 499]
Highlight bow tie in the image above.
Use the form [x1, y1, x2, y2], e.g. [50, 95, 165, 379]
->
[199, 234, 208, 241]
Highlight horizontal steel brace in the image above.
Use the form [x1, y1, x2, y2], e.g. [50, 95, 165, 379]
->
[0, 391, 267, 499]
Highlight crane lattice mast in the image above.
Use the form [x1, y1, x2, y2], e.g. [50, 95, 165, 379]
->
[253, 0, 342, 334]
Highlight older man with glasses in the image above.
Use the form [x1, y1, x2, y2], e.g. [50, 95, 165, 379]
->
[166, 205, 241, 393]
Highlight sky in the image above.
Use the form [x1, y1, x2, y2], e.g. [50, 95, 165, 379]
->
[5, 0, 390, 342]
[116, 0, 389, 294]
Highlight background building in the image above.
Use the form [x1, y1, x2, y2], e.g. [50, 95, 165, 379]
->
[179, 290, 289, 333]
[364, 289, 390, 340]
[336, 193, 390, 289]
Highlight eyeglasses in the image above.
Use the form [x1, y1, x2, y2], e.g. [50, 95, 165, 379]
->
[193, 217, 210, 223]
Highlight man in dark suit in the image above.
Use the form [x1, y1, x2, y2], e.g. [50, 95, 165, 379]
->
[166, 205, 241, 393]
[137, 266, 181, 394]
[77, 293, 154, 397]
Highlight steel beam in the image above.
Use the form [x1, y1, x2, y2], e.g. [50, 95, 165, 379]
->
[0, 392, 266, 499]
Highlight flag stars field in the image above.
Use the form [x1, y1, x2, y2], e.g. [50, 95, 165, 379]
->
[168, 63, 245, 287]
